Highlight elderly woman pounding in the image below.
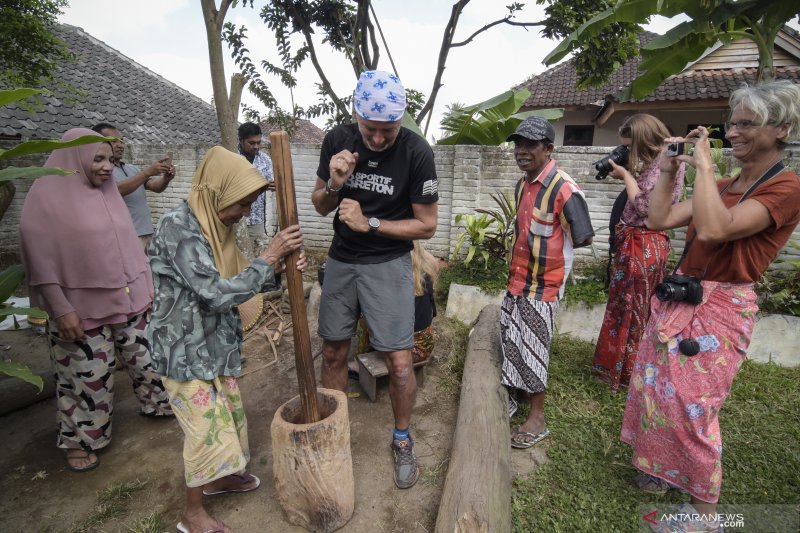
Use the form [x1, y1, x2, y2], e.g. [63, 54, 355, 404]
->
[148, 147, 305, 533]
[621, 80, 800, 532]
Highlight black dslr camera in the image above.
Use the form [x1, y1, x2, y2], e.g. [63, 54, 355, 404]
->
[593, 145, 630, 180]
[655, 274, 703, 305]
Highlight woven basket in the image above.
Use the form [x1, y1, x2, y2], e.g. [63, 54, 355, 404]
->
[239, 293, 265, 333]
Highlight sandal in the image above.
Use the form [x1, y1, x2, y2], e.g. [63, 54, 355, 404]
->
[510, 427, 549, 449]
[176, 520, 226, 533]
[634, 472, 671, 495]
[203, 472, 261, 496]
[64, 449, 100, 473]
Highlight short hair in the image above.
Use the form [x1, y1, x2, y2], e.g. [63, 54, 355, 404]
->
[238, 122, 262, 140]
[91, 122, 117, 134]
[729, 80, 800, 144]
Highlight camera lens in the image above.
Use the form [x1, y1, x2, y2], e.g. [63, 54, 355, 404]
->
[678, 338, 700, 356]
[655, 282, 687, 302]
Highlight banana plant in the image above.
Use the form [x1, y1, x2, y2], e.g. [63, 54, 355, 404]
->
[476, 189, 518, 265]
[438, 89, 563, 146]
[451, 213, 493, 269]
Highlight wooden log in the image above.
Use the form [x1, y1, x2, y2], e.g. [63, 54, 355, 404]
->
[272, 388, 355, 533]
[435, 305, 511, 533]
[270, 131, 318, 423]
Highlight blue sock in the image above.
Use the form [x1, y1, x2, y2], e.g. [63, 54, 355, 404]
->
[393, 427, 410, 442]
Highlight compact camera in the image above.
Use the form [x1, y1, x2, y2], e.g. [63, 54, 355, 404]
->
[655, 274, 703, 305]
[665, 142, 684, 157]
[593, 145, 629, 180]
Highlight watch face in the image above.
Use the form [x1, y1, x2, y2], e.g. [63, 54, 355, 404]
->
[369, 217, 380, 229]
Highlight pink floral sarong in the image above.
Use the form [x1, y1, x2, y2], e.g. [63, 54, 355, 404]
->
[620, 280, 758, 503]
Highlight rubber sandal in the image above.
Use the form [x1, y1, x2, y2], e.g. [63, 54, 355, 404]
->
[64, 449, 100, 473]
[202, 473, 261, 496]
[510, 427, 549, 449]
[177, 520, 226, 533]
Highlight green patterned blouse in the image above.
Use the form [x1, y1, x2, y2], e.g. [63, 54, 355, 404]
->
[148, 202, 277, 381]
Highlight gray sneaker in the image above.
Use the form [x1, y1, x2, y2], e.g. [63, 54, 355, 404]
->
[390, 438, 419, 489]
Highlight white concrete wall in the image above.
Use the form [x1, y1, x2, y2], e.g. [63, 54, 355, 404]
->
[2, 142, 799, 265]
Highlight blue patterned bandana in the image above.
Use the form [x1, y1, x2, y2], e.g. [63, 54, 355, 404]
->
[353, 70, 406, 122]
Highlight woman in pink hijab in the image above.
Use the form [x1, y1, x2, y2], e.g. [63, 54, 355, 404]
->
[19, 128, 172, 472]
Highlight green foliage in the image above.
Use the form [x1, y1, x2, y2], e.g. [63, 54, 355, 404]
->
[536, 0, 641, 89]
[756, 241, 800, 317]
[476, 189, 518, 265]
[451, 213, 493, 269]
[511, 335, 800, 531]
[544, 0, 799, 96]
[437, 258, 508, 303]
[0, 360, 42, 392]
[0, 0, 72, 87]
[437, 89, 563, 146]
[562, 278, 608, 309]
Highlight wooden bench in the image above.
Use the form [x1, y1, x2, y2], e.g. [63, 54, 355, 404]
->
[356, 351, 428, 402]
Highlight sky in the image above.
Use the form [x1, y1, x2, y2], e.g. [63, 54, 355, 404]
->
[58, 1, 695, 140]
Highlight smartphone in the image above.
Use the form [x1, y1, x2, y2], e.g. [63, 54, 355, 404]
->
[163, 151, 173, 166]
[665, 143, 684, 157]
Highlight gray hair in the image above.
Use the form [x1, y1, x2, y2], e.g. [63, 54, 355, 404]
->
[729, 79, 800, 144]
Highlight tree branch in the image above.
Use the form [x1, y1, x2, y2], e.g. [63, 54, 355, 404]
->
[229, 72, 245, 122]
[416, 0, 469, 130]
[288, 2, 350, 118]
[451, 19, 544, 47]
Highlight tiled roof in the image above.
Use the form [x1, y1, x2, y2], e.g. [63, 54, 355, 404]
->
[0, 24, 221, 144]
[516, 31, 800, 108]
[260, 119, 326, 144]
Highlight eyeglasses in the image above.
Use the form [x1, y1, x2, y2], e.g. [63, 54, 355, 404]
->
[724, 120, 756, 132]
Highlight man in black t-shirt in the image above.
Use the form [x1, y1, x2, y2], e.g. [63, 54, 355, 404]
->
[311, 70, 438, 489]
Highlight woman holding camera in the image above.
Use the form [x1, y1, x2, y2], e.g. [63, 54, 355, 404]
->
[592, 114, 685, 391]
[621, 80, 800, 531]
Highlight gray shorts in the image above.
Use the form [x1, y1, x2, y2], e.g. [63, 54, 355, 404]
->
[318, 254, 414, 351]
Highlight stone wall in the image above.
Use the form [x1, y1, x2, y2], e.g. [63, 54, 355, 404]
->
[2, 142, 799, 265]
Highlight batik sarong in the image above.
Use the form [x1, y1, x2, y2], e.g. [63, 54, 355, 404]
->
[620, 281, 757, 503]
[500, 293, 559, 393]
[49, 311, 172, 451]
[593, 225, 670, 390]
[163, 376, 250, 488]
[411, 325, 436, 364]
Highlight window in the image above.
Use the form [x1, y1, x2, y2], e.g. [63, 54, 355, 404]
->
[563, 125, 594, 146]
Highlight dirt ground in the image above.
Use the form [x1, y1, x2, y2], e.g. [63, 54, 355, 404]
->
[0, 304, 462, 532]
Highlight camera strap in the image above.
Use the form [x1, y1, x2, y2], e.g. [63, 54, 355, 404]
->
[672, 159, 786, 275]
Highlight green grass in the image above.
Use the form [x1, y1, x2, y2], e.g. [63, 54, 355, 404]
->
[435, 316, 471, 396]
[511, 335, 800, 532]
[66, 479, 149, 533]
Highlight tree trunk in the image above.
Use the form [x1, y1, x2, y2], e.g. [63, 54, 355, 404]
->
[435, 304, 511, 533]
[201, 0, 238, 151]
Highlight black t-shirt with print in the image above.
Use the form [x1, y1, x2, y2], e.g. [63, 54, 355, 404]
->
[317, 123, 438, 264]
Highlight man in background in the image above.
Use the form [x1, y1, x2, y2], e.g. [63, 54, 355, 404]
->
[91, 122, 175, 251]
[238, 122, 274, 253]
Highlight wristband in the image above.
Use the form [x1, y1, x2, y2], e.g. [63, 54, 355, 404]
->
[325, 178, 343, 195]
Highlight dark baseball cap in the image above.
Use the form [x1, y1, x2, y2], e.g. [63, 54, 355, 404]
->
[506, 116, 555, 143]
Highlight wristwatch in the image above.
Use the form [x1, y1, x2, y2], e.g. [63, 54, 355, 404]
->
[368, 217, 380, 234]
[325, 177, 343, 195]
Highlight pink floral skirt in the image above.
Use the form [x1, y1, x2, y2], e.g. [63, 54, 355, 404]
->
[620, 280, 758, 503]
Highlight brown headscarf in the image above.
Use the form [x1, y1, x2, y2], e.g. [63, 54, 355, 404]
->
[187, 146, 268, 277]
[19, 128, 152, 326]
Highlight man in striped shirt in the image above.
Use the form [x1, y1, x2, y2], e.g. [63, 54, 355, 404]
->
[501, 117, 594, 449]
